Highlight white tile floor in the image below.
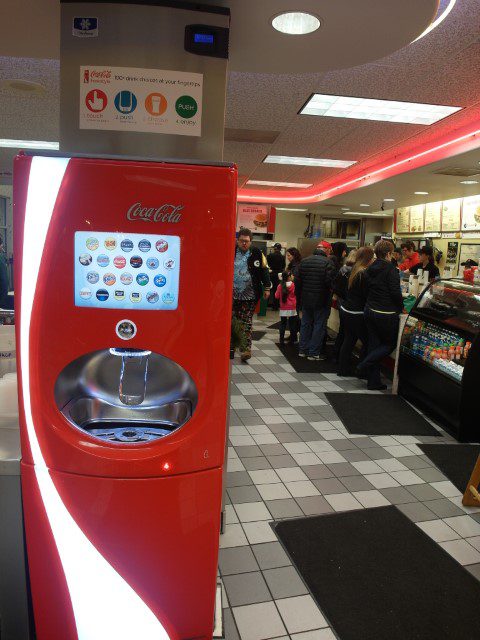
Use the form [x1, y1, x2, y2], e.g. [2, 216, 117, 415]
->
[221, 312, 480, 640]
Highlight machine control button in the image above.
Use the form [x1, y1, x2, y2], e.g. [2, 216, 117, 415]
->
[116, 319, 137, 340]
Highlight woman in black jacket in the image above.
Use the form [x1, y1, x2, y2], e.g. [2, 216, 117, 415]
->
[358, 240, 403, 390]
[337, 247, 374, 376]
[286, 247, 301, 279]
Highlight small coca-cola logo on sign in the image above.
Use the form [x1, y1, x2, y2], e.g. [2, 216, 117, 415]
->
[126, 202, 184, 223]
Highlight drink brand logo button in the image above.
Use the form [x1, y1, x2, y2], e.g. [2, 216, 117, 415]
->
[162, 293, 175, 305]
[79, 253, 92, 266]
[126, 202, 184, 223]
[154, 274, 167, 287]
[121, 239, 134, 252]
[80, 287, 92, 299]
[113, 256, 126, 269]
[97, 254, 110, 267]
[120, 272, 133, 285]
[156, 239, 168, 252]
[147, 291, 159, 304]
[146, 257, 159, 270]
[96, 289, 109, 301]
[114, 290, 125, 301]
[136, 273, 149, 286]
[103, 273, 116, 286]
[105, 237, 117, 251]
[86, 271, 99, 284]
[164, 258, 175, 270]
[130, 256, 143, 268]
[130, 292, 142, 303]
[138, 239, 151, 252]
[86, 237, 99, 251]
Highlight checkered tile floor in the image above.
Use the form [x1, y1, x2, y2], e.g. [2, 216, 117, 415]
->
[221, 311, 480, 640]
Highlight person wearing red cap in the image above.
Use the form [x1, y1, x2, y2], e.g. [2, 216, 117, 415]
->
[318, 240, 332, 256]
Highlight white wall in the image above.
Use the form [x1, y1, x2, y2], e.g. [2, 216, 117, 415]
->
[273, 211, 308, 248]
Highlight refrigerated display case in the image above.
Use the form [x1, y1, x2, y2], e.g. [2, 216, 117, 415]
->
[399, 278, 480, 441]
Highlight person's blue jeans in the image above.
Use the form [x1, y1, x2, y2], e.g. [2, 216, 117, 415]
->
[299, 306, 329, 356]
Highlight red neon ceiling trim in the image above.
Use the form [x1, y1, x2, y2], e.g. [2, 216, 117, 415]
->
[237, 123, 480, 204]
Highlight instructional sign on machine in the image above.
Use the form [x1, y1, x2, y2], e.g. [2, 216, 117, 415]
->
[79, 65, 203, 136]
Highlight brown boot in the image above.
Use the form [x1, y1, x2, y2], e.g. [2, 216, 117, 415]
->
[240, 350, 251, 363]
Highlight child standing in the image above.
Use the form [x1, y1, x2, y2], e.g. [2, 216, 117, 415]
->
[275, 271, 298, 344]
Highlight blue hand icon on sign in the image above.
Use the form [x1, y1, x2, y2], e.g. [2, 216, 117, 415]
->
[114, 91, 137, 114]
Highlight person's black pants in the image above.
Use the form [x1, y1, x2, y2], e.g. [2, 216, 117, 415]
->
[337, 310, 368, 375]
[279, 316, 297, 342]
[360, 308, 399, 388]
[270, 273, 280, 309]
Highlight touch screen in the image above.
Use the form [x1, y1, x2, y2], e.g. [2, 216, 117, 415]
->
[74, 231, 180, 310]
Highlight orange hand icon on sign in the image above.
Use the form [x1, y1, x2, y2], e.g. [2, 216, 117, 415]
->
[86, 89, 107, 113]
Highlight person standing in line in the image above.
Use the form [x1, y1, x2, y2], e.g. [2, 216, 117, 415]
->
[267, 243, 286, 310]
[285, 247, 302, 279]
[399, 241, 420, 272]
[275, 271, 298, 344]
[0, 236, 10, 309]
[337, 246, 374, 376]
[333, 248, 357, 360]
[410, 245, 440, 280]
[233, 228, 271, 363]
[391, 246, 403, 269]
[357, 240, 403, 390]
[295, 244, 336, 361]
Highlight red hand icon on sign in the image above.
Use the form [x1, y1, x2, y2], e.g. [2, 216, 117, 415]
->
[86, 89, 107, 113]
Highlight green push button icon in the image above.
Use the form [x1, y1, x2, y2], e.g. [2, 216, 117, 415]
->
[175, 95, 198, 119]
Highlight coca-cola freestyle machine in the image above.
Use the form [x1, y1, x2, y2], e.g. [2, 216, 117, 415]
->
[14, 152, 236, 640]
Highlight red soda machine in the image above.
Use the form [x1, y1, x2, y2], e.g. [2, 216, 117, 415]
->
[13, 152, 236, 639]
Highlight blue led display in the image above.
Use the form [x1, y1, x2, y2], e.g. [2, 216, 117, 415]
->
[194, 33, 214, 44]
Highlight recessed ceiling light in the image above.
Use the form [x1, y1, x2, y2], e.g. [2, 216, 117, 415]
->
[246, 180, 312, 188]
[360, 204, 370, 207]
[460, 180, 479, 185]
[264, 155, 356, 168]
[0, 139, 59, 150]
[0, 79, 46, 95]
[341, 207, 350, 211]
[271, 12, 321, 35]
[384, 198, 395, 202]
[300, 94, 461, 125]
[276, 207, 308, 211]
[414, 191, 429, 195]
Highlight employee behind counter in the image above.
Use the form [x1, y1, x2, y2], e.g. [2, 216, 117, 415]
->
[407, 246, 440, 281]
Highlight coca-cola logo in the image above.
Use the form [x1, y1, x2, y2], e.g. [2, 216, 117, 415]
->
[91, 69, 111, 79]
[126, 202, 184, 223]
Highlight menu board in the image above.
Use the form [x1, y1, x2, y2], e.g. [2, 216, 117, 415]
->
[396, 207, 410, 233]
[424, 201, 442, 232]
[237, 204, 270, 233]
[75, 231, 180, 310]
[441, 198, 462, 231]
[459, 243, 480, 266]
[462, 195, 480, 232]
[409, 204, 425, 232]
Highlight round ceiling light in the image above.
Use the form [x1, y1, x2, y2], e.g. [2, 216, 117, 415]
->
[272, 12, 321, 35]
[0, 79, 46, 95]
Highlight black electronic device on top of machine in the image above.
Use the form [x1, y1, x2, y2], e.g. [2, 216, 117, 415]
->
[185, 24, 229, 58]
[399, 278, 480, 442]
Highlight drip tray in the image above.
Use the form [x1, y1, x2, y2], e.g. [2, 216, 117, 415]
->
[83, 422, 175, 443]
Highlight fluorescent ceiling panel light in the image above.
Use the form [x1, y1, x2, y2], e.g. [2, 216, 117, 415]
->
[300, 94, 461, 125]
[460, 180, 479, 185]
[414, 191, 429, 195]
[360, 204, 370, 207]
[276, 207, 307, 211]
[247, 180, 312, 188]
[0, 139, 59, 150]
[271, 12, 320, 35]
[264, 155, 356, 168]
[384, 198, 395, 202]
[341, 207, 350, 211]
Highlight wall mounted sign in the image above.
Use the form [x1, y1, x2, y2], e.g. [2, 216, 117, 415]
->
[395, 207, 410, 233]
[461, 195, 480, 232]
[409, 204, 425, 233]
[441, 198, 462, 232]
[237, 204, 271, 234]
[424, 201, 442, 232]
[79, 65, 203, 136]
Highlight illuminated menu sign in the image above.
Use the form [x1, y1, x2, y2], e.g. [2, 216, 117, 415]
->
[74, 231, 180, 310]
[441, 199, 462, 232]
[396, 208, 410, 233]
[409, 204, 425, 233]
[424, 201, 442, 232]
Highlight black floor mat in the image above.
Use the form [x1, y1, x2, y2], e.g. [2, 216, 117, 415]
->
[252, 331, 266, 341]
[274, 506, 480, 640]
[419, 444, 480, 493]
[325, 393, 442, 436]
[267, 321, 281, 330]
[275, 342, 338, 373]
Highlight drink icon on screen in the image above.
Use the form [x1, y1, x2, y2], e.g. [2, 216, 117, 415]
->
[130, 256, 143, 269]
[130, 292, 142, 303]
[146, 257, 159, 270]
[136, 273, 149, 286]
[162, 293, 175, 305]
[79, 253, 92, 266]
[114, 91, 137, 114]
[114, 290, 125, 301]
[138, 239, 151, 253]
[113, 256, 126, 269]
[97, 254, 110, 267]
[154, 274, 166, 288]
[146, 291, 159, 304]
[96, 289, 109, 302]
[121, 239, 134, 253]
[79, 288, 92, 300]
[164, 258, 175, 270]
[103, 273, 116, 286]
[86, 271, 99, 284]
[86, 237, 99, 251]
[120, 272, 133, 285]
[156, 239, 168, 253]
